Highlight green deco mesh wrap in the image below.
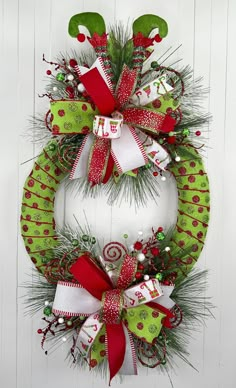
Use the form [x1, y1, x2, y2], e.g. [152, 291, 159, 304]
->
[20, 141, 210, 280]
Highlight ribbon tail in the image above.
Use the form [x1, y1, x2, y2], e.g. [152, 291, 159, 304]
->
[102, 152, 115, 184]
[119, 324, 137, 376]
[76, 313, 103, 359]
[137, 130, 171, 171]
[70, 134, 94, 180]
[106, 323, 126, 384]
[111, 125, 148, 175]
[88, 137, 111, 185]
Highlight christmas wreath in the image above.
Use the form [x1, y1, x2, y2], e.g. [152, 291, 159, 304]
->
[21, 12, 211, 383]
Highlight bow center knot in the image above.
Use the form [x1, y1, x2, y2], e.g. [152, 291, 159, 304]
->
[93, 111, 123, 139]
[101, 289, 124, 324]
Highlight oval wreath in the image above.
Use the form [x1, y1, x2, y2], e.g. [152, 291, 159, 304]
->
[21, 12, 211, 383]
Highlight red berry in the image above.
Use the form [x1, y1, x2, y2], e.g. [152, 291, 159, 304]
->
[138, 264, 144, 270]
[163, 280, 170, 285]
[142, 249, 147, 254]
[69, 59, 77, 68]
[167, 136, 176, 144]
[135, 272, 142, 280]
[158, 227, 163, 232]
[154, 34, 162, 43]
[66, 86, 74, 95]
[46, 70, 51, 75]
[37, 329, 43, 334]
[77, 33, 86, 42]
[134, 241, 143, 251]
[195, 130, 201, 136]
[153, 171, 158, 177]
[151, 247, 160, 256]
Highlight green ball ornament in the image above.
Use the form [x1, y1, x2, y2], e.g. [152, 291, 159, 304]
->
[81, 234, 89, 242]
[161, 359, 167, 365]
[43, 306, 52, 316]
[145, 162, 152, 169]
[182, 128, 190, 136]
[72, 239, 79, 246]
[66, 320, 73, 327]
[155, 272, 163, 281]
[91, 237, 96, 244]
[156, 231, 165, 241]
[56, 72, 65, 81]
[123, 234, 128, 239]
[159, 139, 164, 145]
[151, 61, 158, 68]
[168, 131, 174, 137]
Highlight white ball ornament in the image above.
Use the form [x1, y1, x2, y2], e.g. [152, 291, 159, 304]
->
[77, 83, 86, 93]
[58, 317, 65, 324]
[175, 156, 181, 162]
[62, 337, 67, 342]
[138, 231, 143, 236]
[161, 176, 166, 182]
[67, 74, 74, 81]
[165, 247, 170, 252]
[52, 86, 58, 92]
[137, 253, 145, 262]
[44, 301, 50, 306]
[144, 274, 150, 281]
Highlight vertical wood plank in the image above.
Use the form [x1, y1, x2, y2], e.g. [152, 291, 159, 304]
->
[0, 0, 19, 387]
[217, 0, 236, 386]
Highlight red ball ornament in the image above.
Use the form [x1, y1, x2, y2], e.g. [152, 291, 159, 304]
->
[69, 59, 78, 68]
[135, 272, 143, 280]
[77, 33, 86, 42]
[153, 171, 158, 177]
[134, 241, 143, 251]
[142, 249, 147, 254]
[167, 136, 176, 144]
[138, 263, 144, 270]
[195, 130, 201, 136]
[157, 227, 163, 232]
[154, 34, 162, 43]
[151, 247, 160, 256]
[37, 329, 43, 334]
[46, 70, 51, 75]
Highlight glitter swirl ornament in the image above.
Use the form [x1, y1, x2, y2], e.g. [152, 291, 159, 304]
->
[21, 11, 212, 384]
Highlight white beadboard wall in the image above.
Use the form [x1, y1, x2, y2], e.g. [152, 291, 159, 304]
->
[1, 0, 236, 387]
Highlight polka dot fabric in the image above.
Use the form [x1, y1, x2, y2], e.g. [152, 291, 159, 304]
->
[20, 140, 66, 272]
[168, 145, 210, 278]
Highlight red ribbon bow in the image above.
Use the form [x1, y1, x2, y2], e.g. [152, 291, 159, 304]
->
[78, 63, 176, 184]
[70, 254, 137, 383]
